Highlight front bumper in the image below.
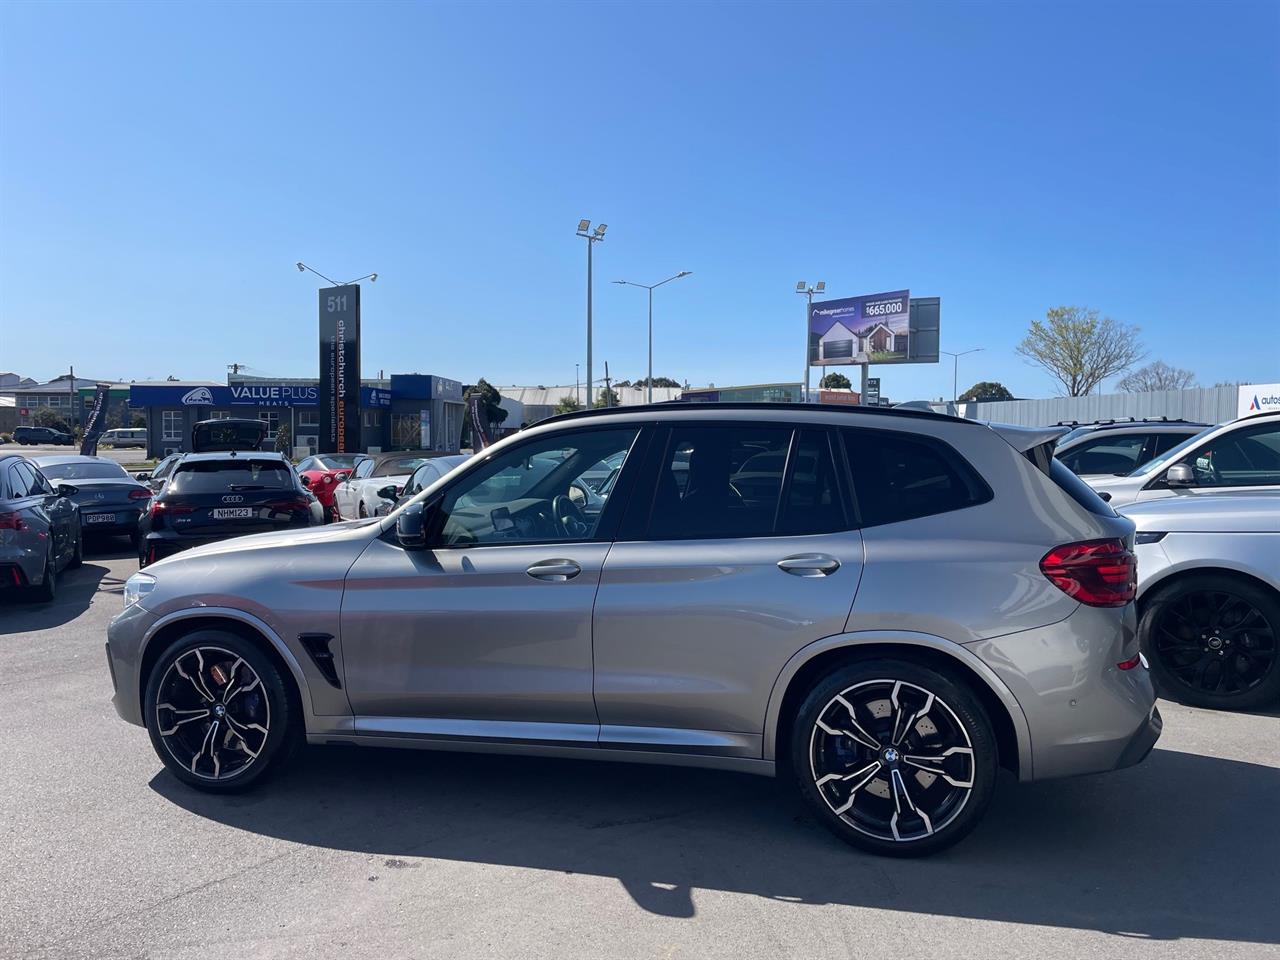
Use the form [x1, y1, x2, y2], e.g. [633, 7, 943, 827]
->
[967, 603, 1160, 781]
[107, 601, 159, 726]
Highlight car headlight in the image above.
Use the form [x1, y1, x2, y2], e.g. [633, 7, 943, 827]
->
[123, 572, 157, 610]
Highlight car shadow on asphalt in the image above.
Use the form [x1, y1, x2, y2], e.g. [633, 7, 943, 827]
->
[0, 540, 131, 629]
[151, 742, 1279, 943]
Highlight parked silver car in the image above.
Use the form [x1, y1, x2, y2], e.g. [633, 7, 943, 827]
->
[1054, 418, 1207, 478]
[106, 404, 1159, 856]
[1122, 494, 1280, 710]
[1088, 412, 1280, 506]
[0, 452, 83, 601]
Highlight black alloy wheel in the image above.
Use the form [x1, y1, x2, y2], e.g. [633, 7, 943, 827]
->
[1141, 575, 1280, 710]
[792, 659, 997, 857]
[144, 631, 299, 792]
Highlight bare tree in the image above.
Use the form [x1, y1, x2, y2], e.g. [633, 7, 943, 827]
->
[1016, 306, 1145, 396]
[1117, 360, 1198, 393]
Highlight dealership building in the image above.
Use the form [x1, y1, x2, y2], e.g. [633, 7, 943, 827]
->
[127, 373, 464, 458]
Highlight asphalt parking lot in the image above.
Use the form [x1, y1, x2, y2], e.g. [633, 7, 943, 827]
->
[2, 546, 1278, 960]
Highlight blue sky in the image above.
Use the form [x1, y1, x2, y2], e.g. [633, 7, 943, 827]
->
[1, 0, 1277, 400]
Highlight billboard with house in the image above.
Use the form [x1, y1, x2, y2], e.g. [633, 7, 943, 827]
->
[809, 291, 940, 366]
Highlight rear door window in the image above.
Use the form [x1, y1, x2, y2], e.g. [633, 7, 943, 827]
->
[842, 428, 991, 526]
[167, 459, 294, 494]
[7, 463, 32, 498]
[1057, 433, 1149, 475]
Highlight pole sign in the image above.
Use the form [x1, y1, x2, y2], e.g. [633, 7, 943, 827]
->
[79, 383, 111, 456]
[318, 285, 361, 454]
[863, 377, 881, 406]
[467, 393, 493, 450]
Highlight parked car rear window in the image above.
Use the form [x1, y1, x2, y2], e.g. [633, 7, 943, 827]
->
[842, 428, 991, 526]
[38, 461, 130, 482]
[373, 457, 431, 477]
[167, 459, 294, 494]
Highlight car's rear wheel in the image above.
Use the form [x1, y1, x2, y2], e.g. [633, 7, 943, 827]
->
[143, 630, 300, 793]
[68, 526, 83, 569]
[790, 658, 997, 857]
[27, 546, 56, 603]
[357, 500, 368, 519]
[1140, 575, 1280, 710]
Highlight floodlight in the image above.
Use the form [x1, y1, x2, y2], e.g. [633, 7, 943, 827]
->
[594, 223, 608, 236]
[815, 281, 826, 292]
[577, 219, 591, 232]
[796, 281, 806, 291]
[296, 262, 305, 272]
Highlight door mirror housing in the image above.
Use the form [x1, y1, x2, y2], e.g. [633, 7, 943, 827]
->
[336, 472, 350, 483]
[376, 484, 398, 501]
[300, 474, 312, 487]
[134, 472, 151, 482]
[396, 500, 431, 550]
[1165, 463, 1195, 487]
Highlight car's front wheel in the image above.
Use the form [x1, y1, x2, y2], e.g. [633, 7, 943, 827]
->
[790, 658, 997, 857]
[1140, 575, 1280, 710]
[144, 630, 300, 792]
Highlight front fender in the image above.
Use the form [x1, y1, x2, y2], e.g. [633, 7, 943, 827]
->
[761, 629, 1034, 780]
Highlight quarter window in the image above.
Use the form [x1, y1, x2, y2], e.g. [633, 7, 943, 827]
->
[842, 428, 990, 526]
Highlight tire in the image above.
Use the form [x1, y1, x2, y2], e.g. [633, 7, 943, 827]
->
[1140, 574, 1280, 710]
[27, 547, 56, 603]
[790, 658, 998, 858]
[143, 629, 300, 793]
[129, 529, 141, 552]
[357, 500, 368, 519]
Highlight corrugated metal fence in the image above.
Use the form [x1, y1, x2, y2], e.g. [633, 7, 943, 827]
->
[954, 385, 1240, 427]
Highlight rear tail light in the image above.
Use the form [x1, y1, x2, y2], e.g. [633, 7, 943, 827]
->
[1039, 538, 1136, 608]
[265, 497, 310, 513]
[1116, 653, 1143, 671]
[128, 488, 151, 501]
[0, 511, 28, 531]
[149, 501, 196, 517]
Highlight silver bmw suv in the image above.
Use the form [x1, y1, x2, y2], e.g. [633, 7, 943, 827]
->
[106, 404, 1160, 856]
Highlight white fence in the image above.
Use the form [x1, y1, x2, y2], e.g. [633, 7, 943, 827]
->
[952, 385, 1241, 427]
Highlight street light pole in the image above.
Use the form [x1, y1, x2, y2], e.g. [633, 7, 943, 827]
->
[796, 282, 827, 402]
[941, 347, 984, 403]
[576, 220, 608, 407]
[613, 271, 692, 403]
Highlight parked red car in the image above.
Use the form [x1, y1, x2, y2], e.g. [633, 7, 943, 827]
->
[296, 454, 366, 522]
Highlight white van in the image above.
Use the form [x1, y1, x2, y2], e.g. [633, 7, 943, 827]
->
[101, 427, 147, 448]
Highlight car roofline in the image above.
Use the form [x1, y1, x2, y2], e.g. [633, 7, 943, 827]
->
[536, 400, 978, 428]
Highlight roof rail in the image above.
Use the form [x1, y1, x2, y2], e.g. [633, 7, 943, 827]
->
[536, 400, 977, 428]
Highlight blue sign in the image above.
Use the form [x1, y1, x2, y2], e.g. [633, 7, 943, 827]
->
[131, 383, 320, 408]
[362, 387, 392, 408]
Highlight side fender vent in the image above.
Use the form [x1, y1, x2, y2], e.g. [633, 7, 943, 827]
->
[299, 633, 341, 688]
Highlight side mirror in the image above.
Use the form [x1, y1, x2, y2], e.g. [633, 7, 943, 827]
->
[300, 475, 312, 487]
[57, 483, 79, 497]
[134, 472, 151, 481]
[376, 484, 398, 500]
[396, 500, 428, 550]
[336, 472, 350, 483]
[1165, 463, 1195, 487]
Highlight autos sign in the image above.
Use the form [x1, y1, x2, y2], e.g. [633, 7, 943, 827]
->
[1239, 383, 1280, 418]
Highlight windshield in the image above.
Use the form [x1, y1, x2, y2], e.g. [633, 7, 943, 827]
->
[314, 454, 361, 470]
[1126, 426, 1214, 476]
[373, 457, 431, 478]
[38, 461, 130, 481]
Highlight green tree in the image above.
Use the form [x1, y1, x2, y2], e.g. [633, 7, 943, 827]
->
[1117, 360, 1197, 393]
[33, 407, 71, 433]
[1016, 306, 1145, 396]
[632, 376, 681, 388]
[959, 381, 1014, 402]
[463, 379, 510, 431]
[131, 413, 147, 428]
[594, 387, 620, 408]
[819, 372, 852, 390]
[554, 395, 582, 415]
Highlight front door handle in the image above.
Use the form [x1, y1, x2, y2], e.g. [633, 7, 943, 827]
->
[777, 554, 841, 577]
[526, 559, 582, 582]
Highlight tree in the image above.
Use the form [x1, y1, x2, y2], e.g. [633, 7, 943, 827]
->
[1016, 306, 1145, 396]
[594, 387, 620, 408]
[463, 379, 510, 427]
[33, 407, 71, 433]
[959, 381, 1014, 402]
[554, 395, 582, 415]
[131, 413, 147, 428]
[274, 422, 291, 454]
[1117, 361, 1197, 393]
[819, 372, 852, 390]
[632, 376, 681, 389]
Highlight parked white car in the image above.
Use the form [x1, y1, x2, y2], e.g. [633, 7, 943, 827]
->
[379, 454, 471, 515]
[1087, 412, 1280, 507]
[332, 451, 442, 520]
[1122, 494, 1280, 710]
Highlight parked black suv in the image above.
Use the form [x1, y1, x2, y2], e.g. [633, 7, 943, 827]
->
[14, 426, 74, 446]
[136, 419, 315, 566]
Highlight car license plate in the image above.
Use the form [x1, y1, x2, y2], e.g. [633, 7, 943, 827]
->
[211, 507, 254, 520]
[83, 513, 116, 524]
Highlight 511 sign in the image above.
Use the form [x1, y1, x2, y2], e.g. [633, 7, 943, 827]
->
[318, 284, 362, 454]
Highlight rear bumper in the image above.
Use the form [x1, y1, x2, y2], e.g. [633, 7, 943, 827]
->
[967, 603, 1160, 781]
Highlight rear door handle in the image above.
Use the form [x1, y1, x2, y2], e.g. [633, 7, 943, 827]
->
[526, 559, 582, 582]
[777, 554, 841, 577]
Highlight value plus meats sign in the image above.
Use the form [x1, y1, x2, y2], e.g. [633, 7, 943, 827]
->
[318, 284, 361, 454]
